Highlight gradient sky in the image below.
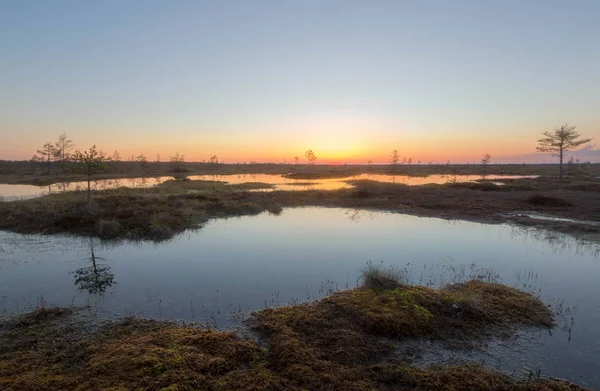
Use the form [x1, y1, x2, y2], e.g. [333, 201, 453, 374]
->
[1, 0, 599, 163]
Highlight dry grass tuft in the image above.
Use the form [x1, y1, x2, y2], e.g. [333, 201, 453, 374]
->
[361, 262, 407, 290]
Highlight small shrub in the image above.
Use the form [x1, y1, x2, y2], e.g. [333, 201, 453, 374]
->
[361, 261, 407, 290]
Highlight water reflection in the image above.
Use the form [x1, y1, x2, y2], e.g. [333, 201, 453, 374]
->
[0, 173, 541, 200]
[0, 208, 599, 386]
[72, 238, 115, 294]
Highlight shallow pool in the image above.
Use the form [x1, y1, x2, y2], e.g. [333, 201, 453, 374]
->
[0, 173, 539, 199]
[0, 208, 598, 387]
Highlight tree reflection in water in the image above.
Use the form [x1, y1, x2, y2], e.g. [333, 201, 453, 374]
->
[72, 238, 115, 294]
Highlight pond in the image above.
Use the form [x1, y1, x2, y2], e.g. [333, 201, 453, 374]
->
[0, 207, 598, 387]
[0, 173, 537, 200]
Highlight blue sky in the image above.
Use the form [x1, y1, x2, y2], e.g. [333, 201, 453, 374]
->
[1, 0, 598, 162]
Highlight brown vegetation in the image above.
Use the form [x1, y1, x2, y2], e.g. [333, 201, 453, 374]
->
[0, 175, 599, 242]
[1, 160, 598, 186]
[283, 171, 360, 180]
[0, 281, 587, 391]
[0, 183, 282, 241]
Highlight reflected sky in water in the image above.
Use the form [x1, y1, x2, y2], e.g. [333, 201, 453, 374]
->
[0, 173, 538, 200]
[0, 207, 598, 387]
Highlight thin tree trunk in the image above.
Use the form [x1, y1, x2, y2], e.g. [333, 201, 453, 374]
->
[87, 173, 91, 209]
[559, 148, 563, 180]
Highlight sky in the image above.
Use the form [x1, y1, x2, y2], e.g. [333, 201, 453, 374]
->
[1, 0, 599, 164]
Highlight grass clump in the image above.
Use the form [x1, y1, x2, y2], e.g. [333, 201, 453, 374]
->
[361, 261, 407, 290]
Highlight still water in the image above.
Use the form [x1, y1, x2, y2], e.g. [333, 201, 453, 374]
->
[0, 207, 598, 387]
[0, 174, 537, 200]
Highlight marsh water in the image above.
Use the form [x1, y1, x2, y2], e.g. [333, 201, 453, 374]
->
[0, 173, 537, 200]
[0, 207, 599, 387]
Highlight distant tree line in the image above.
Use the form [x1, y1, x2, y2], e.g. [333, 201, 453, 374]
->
[22, 123, 595, 182]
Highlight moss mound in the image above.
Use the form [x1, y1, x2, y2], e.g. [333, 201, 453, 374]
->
[0, 282, 586, 391]
[79, 327, 262, 390]
[253, 280, 554, 344]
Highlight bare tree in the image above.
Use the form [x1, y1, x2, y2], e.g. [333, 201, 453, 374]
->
[305, 149, 317, 165]
[294, 156, 300, 167]
[110, 150, 121, 172]
[169, 152, 186, 173]
[389, 150, 399, 173]
[37, 142, 57, 174]
[71, 146, 111, 209]
[137, 153, 149, 173]
[55, 133, 74, 173]
[481, 153, 491, 176]
[537, 124, 591, 179]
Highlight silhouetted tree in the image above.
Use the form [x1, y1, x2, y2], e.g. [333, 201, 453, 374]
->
[294, 156, 300, 167]
[481, 153, 491, 176]
[54, 133, 74, 173]
[73, 238, 115, 294]
[169, 152, 186, 173]
[137, 153, 149, 173]
[305, 149, 317, 165]
[537, 124, 591, 180]
[389, 150, 399, 173]
[71, 145, 111, 209]
[36, 142, 57, 174]
[209, 155, 219, 165]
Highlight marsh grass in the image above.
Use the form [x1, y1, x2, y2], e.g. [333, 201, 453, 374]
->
[2, 161, 599, 186]
[1, 174, 599, 242]
[361, 261, 408, 290]
[283, 171, 361, 180]
[0, 185, 282, 241]
[0, 282, 583, 391]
